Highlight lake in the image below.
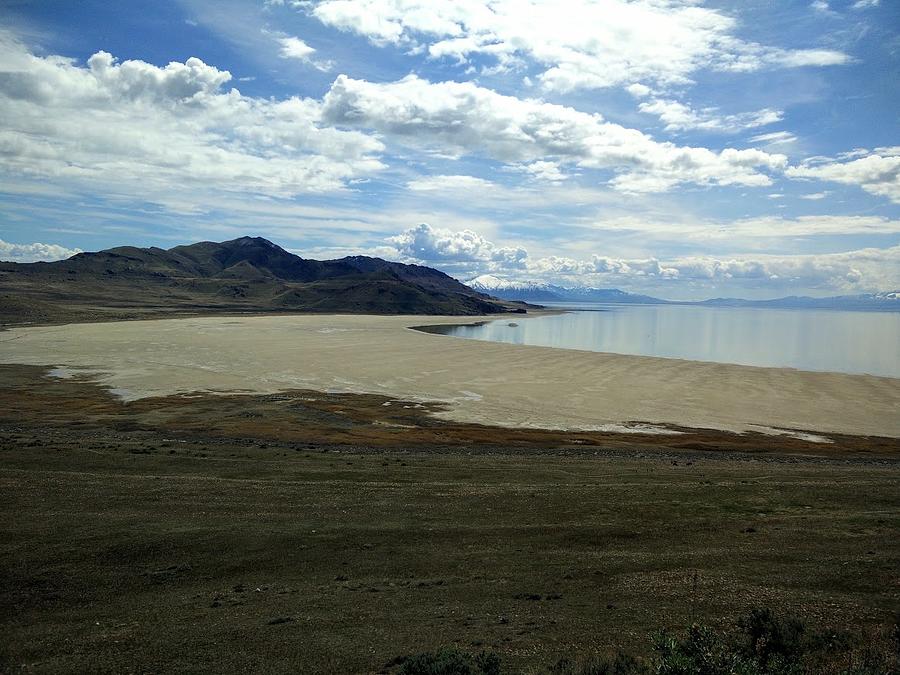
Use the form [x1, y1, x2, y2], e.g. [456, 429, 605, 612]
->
[431, 303, 900, 378]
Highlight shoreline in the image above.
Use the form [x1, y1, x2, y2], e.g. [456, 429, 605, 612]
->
[1, 313, 897, 439]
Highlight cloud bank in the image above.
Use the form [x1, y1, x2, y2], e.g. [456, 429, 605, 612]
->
[322, 74, 787, 192]
[0, 239, 82, 262]
[380, 223, 898, 293]
[308, 0, 849, 92]
[0, 30, 384, 206]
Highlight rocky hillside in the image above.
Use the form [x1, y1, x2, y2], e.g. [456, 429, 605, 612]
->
[0, 237, 524, 325]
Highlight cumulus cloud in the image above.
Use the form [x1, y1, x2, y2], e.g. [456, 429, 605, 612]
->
[0, 29, 794, 206]
[530, 254, 680, 279]
[0, 239, 82, 262]
[0, 30, 384, 207]
[625, 83, 652, 99]
[786, 148, 900, 203]
[306, 0, 850, 93]
[322, 74, 787, 192]
[386, 223, 527, 268]
[272, 33, 332, 70]
[278, 35, 316, 60]
[638, 98, 783, 133]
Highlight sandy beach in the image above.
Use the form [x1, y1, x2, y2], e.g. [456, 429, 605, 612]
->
[1, 313, 898, 438]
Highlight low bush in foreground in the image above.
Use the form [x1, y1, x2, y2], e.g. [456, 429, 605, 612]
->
[396, 647, 502, 675]
[393, 609, 900, 675]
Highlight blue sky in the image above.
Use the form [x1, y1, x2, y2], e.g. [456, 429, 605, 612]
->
[0, 0, 898, 299]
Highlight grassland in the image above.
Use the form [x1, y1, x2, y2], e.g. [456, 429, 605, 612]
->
[1, 365, 898, 673]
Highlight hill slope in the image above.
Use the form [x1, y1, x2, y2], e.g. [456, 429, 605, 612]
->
[0, 237, 522, 325]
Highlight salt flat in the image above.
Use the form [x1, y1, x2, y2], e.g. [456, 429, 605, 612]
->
[1, 314, 897, 437]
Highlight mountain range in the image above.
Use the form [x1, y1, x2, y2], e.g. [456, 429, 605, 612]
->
[3, 240, 896, 327]
[468, 274, 677, 304]
[467, 274, 900, 311]
[0, 237, 523, 325]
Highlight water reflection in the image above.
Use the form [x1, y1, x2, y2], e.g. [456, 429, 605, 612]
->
[434, 304, 900, 378]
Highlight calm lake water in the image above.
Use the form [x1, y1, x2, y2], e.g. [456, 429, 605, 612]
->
[432, 303, 900, 378]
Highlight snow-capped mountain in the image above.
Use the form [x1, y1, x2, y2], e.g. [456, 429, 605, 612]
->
[467, 274, 563, 301]
[465, 275, 664, 303]
[467, 274, 553, 292]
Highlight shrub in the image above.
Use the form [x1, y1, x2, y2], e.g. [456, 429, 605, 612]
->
[652, 625, 761, 675]
[398, 647, 501, 675]
[549, 653, 649, 674]
[736, 607, 807, 672]
[393, 610, 899, 675]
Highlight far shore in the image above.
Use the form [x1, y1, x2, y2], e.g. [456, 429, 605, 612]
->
[0, 313, 898, 439]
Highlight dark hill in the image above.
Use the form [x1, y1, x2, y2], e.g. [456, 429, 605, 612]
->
[0, 237, 524, 325]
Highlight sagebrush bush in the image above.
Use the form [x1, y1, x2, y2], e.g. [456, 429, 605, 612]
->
[392, 609, 899, 675]
[398, 647, 501, 675]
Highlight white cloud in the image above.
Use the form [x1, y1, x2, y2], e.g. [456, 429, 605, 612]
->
[2, 30, 790, 206]
[381, 224, 899, 292]
[749, 130, 797, 146]
[786, 148, 900, 203]
[588, 214, 900, 238]
[638, 98, 783, 133]
[322, 74, 787, 193]
[836, 147, 872, 161]
[508, 160, 567, 182]
[625, 83, 652, 99]
[800, 191, 829, 200]
[0, 239, 82, 262]
[387, 222, 527, 267]
[567, 248, 896, 292]
[407, 174, 495, 191]
[273, 33, 332, 70]
[277, 35, 316, 60]
[0, 30, 384, 208]
[852, 0, 879, 9]
[637, 250, 889, 289]
[307, 0, 850, 93]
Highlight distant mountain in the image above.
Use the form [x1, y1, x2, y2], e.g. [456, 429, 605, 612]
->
[467, 274, 900, 312]
[0, 237, 524, 325]
[467, 274, 564, 301]
[559, 287, 668, 304]
[698, 292, 900, 311]
[467, 274, 666, 304]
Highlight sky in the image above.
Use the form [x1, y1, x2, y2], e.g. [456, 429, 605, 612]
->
[0, 0, 898, 299]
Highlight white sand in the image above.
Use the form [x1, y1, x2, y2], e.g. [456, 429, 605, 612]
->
[1, 314, 898, 437]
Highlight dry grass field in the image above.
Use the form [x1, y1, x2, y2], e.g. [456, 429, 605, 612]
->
[1, 365, 898, 673]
